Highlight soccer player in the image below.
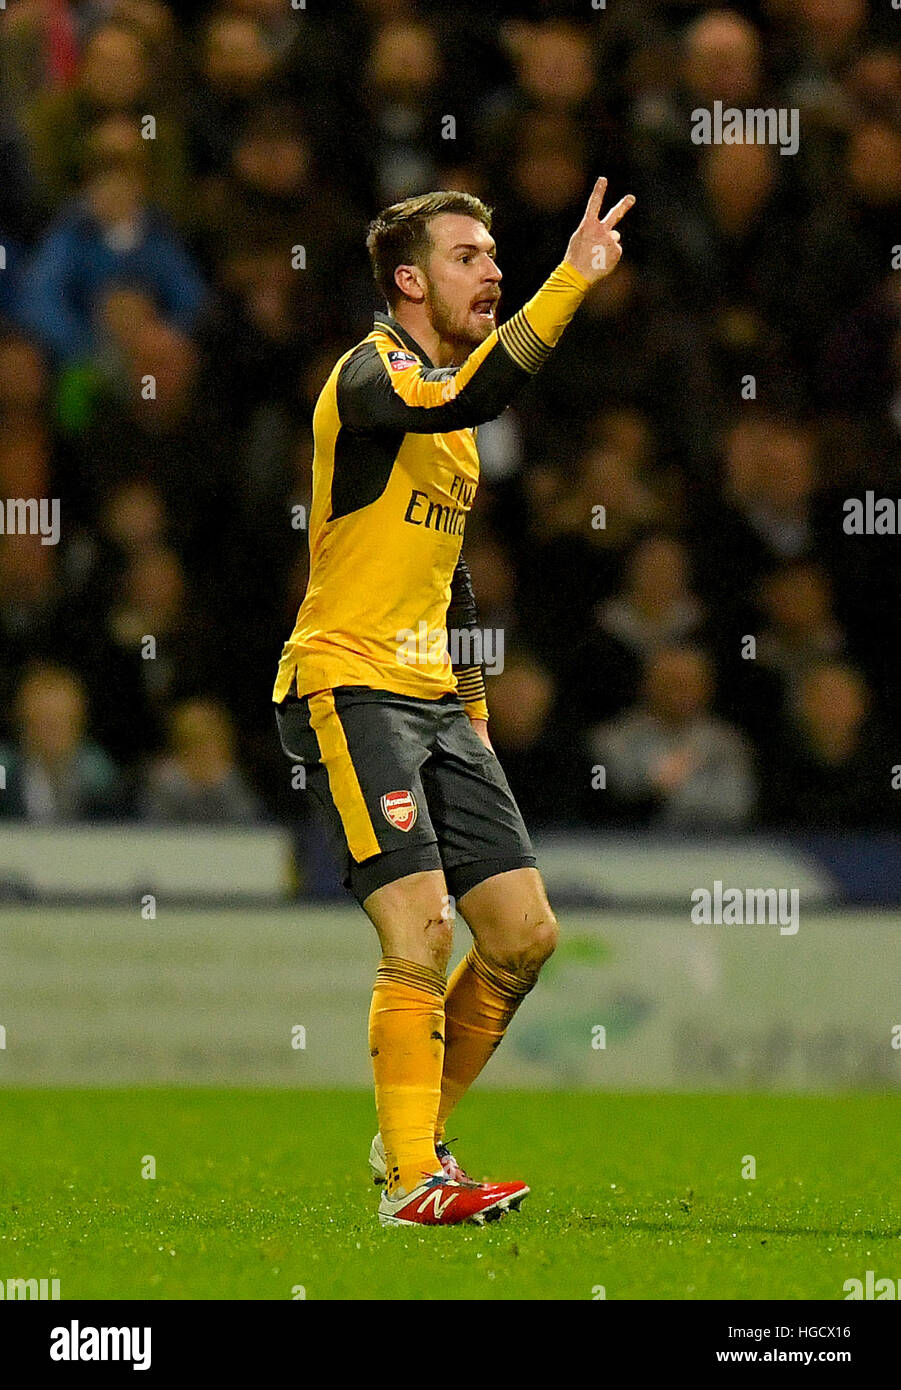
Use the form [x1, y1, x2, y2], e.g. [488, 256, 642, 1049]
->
[274, 177, 634, 1226]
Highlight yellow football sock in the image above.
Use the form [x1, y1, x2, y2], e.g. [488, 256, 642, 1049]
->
[436, 944, 534, 1141]
[369, 957, 446, 1195]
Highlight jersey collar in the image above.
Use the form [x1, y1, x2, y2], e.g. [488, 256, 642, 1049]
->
[373, 311, 435, 368]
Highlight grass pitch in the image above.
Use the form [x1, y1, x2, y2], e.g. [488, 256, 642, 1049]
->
[2, 1089, 898, 1300]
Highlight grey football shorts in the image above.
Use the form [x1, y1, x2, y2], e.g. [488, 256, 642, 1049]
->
[275, 684, 536, 906]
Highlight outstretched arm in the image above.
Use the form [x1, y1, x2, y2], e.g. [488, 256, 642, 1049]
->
[338, 177, 636, 435]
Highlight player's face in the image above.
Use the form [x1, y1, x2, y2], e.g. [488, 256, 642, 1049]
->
[422, 214, 502, 351]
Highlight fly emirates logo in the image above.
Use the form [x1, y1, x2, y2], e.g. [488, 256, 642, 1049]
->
[404, 474, 475, 537]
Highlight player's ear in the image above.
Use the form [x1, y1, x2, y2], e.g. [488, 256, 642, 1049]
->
[394, 263, 426, 304]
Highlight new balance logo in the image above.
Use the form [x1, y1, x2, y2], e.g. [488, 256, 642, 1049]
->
[417, 1188, 458, 1220]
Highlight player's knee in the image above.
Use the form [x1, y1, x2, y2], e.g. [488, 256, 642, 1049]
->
[508, 911, 558, 979]
[421, 912, 454, 973]
[528, 912, 559, 969]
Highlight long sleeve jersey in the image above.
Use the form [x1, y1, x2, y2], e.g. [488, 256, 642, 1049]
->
[272, 258, 591, 718]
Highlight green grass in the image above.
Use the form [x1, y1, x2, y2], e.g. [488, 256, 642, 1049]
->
[2, 1090, 899, 1300]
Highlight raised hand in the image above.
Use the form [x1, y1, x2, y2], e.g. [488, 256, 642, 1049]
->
[564, 176, 636, 285]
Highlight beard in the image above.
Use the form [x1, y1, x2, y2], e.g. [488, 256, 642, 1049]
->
[425, 282, 495, 360]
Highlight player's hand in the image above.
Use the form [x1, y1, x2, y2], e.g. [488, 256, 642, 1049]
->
[564, 176, 635, 285]
[468, 716, 494, 752]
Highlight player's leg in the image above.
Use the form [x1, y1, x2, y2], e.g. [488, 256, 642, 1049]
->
[458, 865, 558, 979]
[278, 687, 473, 1197]
[277, 689, 531, 1221]
[425, 702, 556, 1140]
[363, 866, 453, 971]
[365, 871, 531, 1222]
[438, 867, 557, 1138]
[362, 867, 451, 1194]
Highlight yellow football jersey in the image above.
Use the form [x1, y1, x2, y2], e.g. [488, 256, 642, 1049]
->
[272, 259, 590, 714]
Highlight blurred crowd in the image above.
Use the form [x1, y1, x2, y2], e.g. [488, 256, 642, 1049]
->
[1, 0, 899, 859]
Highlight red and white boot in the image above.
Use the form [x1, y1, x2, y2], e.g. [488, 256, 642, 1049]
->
[377, 1171, 529, 1227]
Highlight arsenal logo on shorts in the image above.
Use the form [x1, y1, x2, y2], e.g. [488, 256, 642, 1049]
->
[380, 789, 418, 832]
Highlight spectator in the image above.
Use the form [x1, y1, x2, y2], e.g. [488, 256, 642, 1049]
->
[192, 101, 363, 333]
[20, 145, 205, 364]
[0, 534, 63, 733]
[362, 19, 448, 205]
[69, 319, 230, 603]
[57, 477, 173, 614]
[757, 560, 846, 696]
[693, 412, 823, 642]
[762, 661, 893, 829]
[22, 18, 187, 221]
[74, 545, 219, 765]
[187, 11, 279, 180]
[531, 263, 707, 471]
[646, 138, 799, 413]
[591, 645, 756, 828]
[628, 8, 767, 197]
[459, 532, 519, 639]
[486, 19, 608, 179]
[0, 663, 123, 821]
[596, 532, 705, 663]
[0, 332, 53, 500]
[792, 116, 901, 378]
[140, 697, 263, 823]
[479, 651, 588, 829]
[490, 110, 591, 311]
[0, 0, 79, 111]
[683, 10, 763, 111]
[565, 531, 704, 725]
[516, 443, 666, 676]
